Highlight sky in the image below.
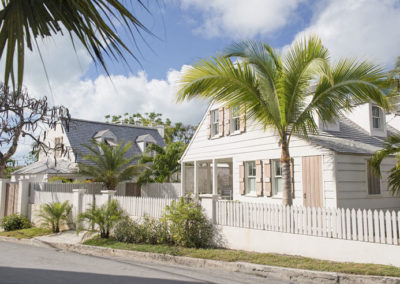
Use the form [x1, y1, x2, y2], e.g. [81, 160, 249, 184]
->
[6, 0, 400, 161]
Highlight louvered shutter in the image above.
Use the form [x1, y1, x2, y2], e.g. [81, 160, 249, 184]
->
[239, 163, 245, 195]
[218, 107, 224, 136]
[240, 105, 246, 133]
[290, 158, 295, 198]
[264, 159, 272, 197]
[207, 111, 211, 139]
[256, 160, 263, 196]
[225, 107, 230, 136]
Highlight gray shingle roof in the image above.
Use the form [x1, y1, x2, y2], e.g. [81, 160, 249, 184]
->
[64, 118, 165, 163]
[307, 116, 399, 155]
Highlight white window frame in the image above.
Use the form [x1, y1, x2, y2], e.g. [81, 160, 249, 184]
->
[211, 109, 219, 137]
[245, 161, 256, 195]
[372, 106, 382, 129]
[272, 159, 283, 196]
[230, 107, 241, 134]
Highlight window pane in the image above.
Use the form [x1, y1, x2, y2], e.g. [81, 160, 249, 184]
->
[275, 177, 282, 193]
[272, 159, 282, 195]
[372, 106, 380, 117]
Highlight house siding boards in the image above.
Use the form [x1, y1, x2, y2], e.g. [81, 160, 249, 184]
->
[181, 102, 338, 206]
[335, 154, 400, 210]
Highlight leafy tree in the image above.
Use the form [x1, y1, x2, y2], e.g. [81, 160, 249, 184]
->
[138, 141, 186, 184]
[78, 140, 141, 191]
[39, 201, 72, 233]
[178, 36, 390, 205]
[0, 0, 151, 90]
[78, 199, 125, 239]
[105, 112, 196, 144]
[0, 85, 69, 177]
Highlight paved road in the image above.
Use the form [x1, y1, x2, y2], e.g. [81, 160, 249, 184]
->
[0, 241, 288, 284]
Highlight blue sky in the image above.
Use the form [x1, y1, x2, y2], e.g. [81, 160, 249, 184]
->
[11, 0, 400, 161]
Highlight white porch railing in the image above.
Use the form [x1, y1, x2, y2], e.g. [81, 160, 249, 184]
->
[216, 201, 400, 245]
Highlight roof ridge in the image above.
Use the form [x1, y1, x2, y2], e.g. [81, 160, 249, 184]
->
[68, 118, 159, 131]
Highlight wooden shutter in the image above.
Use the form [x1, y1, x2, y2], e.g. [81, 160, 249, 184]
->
[290, 159, 295, 198]
[207, 111, 211, 139]
[225, 107, 230, 136]
[240, 105, 246, 133]
[218, 107, 224, 136]
[264, 159, 272, 197]
[367, 162, 380, 195]
[239, 163, 245, 195]
[256, 160, 263, 196]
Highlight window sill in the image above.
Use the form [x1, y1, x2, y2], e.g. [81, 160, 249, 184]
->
[244, 193, 259, 198]
[229, 130, 241, 136]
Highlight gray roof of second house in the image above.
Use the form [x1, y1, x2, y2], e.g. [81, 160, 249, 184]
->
[64, 118, 165, 163]
[307, 116, 399, 155]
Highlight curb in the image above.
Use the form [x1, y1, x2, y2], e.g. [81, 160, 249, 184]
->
[1, 236, 399, 284]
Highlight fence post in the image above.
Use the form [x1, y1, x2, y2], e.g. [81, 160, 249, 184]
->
[17, 181, 30, 216]
[72, 188, 86, 222]
[0, 179, 7, 219]
[200, 194, 218, 224]
[100, 190, 116, 206]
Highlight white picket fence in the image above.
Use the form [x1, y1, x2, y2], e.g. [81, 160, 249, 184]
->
[34, 191, 73, 205]
[114, 196, 177, 219]
[216, 201, 400, 245]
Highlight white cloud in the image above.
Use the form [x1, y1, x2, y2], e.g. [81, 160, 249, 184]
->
[178, 0, 305, 39]
[289, 0, 400, 68]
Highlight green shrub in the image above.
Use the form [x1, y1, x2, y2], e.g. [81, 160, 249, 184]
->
[78, 199, 125, 238]
[39, 201, 72, 233]
[113, 216, 171, 245]
[1, 214, 31, 231]
[161, 197, 214, 248]
[48, 176, 73, 183]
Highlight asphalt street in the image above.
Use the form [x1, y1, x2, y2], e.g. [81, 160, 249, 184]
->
[0, 241, 289, 284]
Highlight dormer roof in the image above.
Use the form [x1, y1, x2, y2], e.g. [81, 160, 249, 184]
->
[136, 134, 156, 143]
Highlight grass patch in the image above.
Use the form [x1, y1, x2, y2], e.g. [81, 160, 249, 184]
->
[0, 227, 52, 239]
[84, 237, 400, 277]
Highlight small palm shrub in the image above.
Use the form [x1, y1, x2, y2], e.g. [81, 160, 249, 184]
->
[114, 216, 171, 245]
[78, 199, 125, 238]
[39, 201, 72, 233]
[1, 214, 31, 231]
[161, 197, 214, 248]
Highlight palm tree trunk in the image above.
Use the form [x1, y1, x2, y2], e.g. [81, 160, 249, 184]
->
[281, 137, 292, 206]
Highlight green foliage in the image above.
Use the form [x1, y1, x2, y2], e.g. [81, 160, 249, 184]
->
[0, 214, 31, 231]
[138, 141, 186, 184]
[78, 140, 141, 190]
[161, 197, 214, 248]
[39, 201, 72, 233]
[370, 135, 400, 195]
[105, 112, 196, 144]
[48, 176, 73, 183]
[178, 36, 391, 205]
[113, 216, 171, 245]
[0, 0, 150, 90]
[78, 199, 125, 239]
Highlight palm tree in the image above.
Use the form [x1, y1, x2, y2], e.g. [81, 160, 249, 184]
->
[177, 36, 390, 205]
[39, 201, 72, 233]
[78, 140, 141, 191]
[138, 141, 186, 184]
[0, 0, 151, 90]
[370, 135, 400, 196]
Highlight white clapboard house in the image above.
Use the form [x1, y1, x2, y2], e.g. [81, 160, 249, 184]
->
[12, 118, 165, 183]
[180, 101, 400, 210]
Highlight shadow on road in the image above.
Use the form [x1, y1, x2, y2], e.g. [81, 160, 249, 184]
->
[0, 266, 201, 284]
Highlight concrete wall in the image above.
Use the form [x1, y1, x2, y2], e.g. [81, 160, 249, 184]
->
[220, 225, 400, 267]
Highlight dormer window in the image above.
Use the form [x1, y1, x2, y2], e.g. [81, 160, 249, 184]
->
[372, 106, 382, 129]
[211, 109, 219, 137]
[136, 134, 156, 153]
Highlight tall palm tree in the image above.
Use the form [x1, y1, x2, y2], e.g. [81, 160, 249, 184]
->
[138, 141, 186, 184]
[177, 36, 390, 205]
[0, 0, 151, 90]
[78, 140, 141, 191]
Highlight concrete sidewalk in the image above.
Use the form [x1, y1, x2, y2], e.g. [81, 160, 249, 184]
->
[1, 231, 399, 284]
